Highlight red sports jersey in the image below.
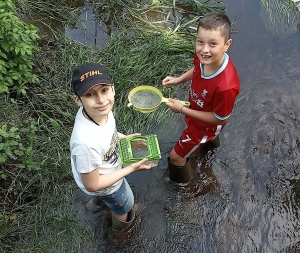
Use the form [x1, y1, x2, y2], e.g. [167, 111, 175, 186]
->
[185, 53, 240, 138]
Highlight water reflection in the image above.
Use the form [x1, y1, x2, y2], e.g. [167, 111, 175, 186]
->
[261, 0, 300, 35]
[20, 1, 111, 48]
[66, 5, 110, 49]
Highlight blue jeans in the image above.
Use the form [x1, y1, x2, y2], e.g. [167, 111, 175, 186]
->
[97, 178, 134, 215]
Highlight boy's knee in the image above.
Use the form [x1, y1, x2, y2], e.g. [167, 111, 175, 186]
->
[169, 149, 186, 166]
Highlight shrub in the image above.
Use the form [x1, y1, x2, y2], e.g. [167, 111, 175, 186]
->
[0, 0, 39, 95]
[0, 119, 37, 180]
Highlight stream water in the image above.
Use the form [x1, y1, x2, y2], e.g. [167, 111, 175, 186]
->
[71, 0, 300, 252]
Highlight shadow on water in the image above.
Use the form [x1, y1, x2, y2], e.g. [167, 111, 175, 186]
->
[71, 0, 300, 252]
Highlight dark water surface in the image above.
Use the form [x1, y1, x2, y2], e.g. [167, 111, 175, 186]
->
[74, 0, 300, 252]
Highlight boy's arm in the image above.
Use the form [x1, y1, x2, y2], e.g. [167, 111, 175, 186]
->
[162, 67, 194, 88]
[167, 84, 239, 124]
[166, 98, 227, 125]
[117, 132, 127, 139]
[81, 158, 153, 192]
[117, 132, 142, 139]
[181, 107, 227, 125]
[176, 67, 194, 84]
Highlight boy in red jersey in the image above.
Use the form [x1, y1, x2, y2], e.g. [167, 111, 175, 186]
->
[162, 13, 240, 183]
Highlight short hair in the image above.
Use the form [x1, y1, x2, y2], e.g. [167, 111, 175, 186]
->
[197, 13, 231, 41]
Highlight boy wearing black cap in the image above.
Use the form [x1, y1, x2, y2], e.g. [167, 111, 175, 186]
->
[70, 63, 154, 231]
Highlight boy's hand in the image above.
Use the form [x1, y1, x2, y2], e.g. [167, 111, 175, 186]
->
[131, 158, 155, 171]
[125, 133, 141, 138]
[162, 76, 179, 88]
[119, 133, 142, 139]
[165, 98, 184, 113]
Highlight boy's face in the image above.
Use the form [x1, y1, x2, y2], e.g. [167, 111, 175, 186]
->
[74, 84, 115, 119]
[195, 27, 232, 70]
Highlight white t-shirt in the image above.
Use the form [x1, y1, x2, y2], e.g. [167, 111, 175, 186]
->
[70, 107, 123, 196]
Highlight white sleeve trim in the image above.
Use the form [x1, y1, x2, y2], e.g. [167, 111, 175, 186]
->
[214, 112, 231, 120]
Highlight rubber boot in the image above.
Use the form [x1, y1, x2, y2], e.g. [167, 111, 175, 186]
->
[168, 157, 191, 184]
[205, 135, 220, 149]
[111, 209, 135, 231]
[85, 196, 103, 211]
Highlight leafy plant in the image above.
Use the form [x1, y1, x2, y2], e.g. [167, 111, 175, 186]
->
[0, 0, 39, 95]
[0, 120, 37, 178]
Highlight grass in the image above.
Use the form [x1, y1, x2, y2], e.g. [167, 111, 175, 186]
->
[0, 0, 227, 252]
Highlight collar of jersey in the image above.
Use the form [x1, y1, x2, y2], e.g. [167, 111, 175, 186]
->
[200, 53, 229, 79]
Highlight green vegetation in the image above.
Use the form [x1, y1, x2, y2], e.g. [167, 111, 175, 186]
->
[0, 0, 39, 95]
[0, 0, 226, 252]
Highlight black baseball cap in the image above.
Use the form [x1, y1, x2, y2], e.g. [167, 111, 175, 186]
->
[72, 63, 113, 96]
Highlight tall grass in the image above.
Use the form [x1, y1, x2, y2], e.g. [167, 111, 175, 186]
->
[0, 0, 226, 252]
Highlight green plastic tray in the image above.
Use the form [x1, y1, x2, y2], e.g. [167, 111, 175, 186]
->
[119, 134, 161, 165]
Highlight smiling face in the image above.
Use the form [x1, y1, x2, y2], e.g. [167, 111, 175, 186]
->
[195, 27, 232, 72]
[74, 84, 115, 124]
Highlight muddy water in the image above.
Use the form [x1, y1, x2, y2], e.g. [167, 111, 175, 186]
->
[74, 0, 300, 252]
